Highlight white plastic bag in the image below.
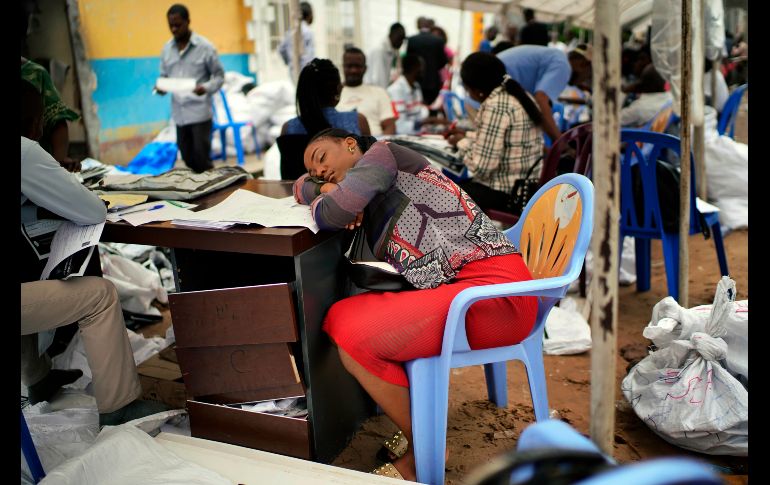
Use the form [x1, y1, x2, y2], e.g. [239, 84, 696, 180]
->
[22, 395, 100, 479]
[623, 277, 748, 455]
[643, 277, 748, 382]
[100, 251, 168, 316]
[543, 304, 592, 355]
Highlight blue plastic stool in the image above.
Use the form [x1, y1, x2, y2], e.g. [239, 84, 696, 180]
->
[211, 89, 259, 166]
[441, 90, 467, 122]
[406, 174, 595, 485]
[21, 409, 45, 483]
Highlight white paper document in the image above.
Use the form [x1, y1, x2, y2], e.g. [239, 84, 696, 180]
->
[172, 190, 320, 233]
[41, 221, 105, 280]
[156, 77, 196, 93]
[117, 201, 198, 226]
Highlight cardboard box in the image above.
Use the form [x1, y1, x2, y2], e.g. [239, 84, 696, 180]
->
[137, 350, 188, 409]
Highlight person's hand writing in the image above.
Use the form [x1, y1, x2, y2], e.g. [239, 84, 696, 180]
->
[154, 87, 167, 95]
[345, 212, 364, 230]
[193, 85, 207, 96]
[446, 132, 466, 146]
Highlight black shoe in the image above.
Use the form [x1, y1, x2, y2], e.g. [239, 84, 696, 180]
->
[99, 399, 171, 427]
[27, 369, 83, 405]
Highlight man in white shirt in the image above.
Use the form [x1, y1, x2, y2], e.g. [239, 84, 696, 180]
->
[365, 23, 406, 89]
[21, 79, 166, 425]
[387, 54, 430, 135]
[620, 64, 673, 127]
[338, 47, 396, 136]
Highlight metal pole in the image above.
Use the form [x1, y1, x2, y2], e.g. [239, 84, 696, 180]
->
[590, 0, 621, 456]
[289, 0, 302, 84]
[679, 0, 692, 307]
[397, 0, 402, 23]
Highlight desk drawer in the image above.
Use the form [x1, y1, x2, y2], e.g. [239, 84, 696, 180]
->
[176, 343, 304, 400]
[188, 400, 311, 460]
[169, 283, 298, 348]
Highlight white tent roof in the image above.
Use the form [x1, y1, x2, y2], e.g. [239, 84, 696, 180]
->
[416, 0, 654, 29]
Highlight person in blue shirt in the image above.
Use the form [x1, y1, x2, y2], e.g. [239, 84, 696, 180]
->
[497, 44, 570, 141]
[478, 26, 498, 53]
[156, 4, 224, 173]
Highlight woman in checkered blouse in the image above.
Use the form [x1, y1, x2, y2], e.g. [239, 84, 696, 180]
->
[446, 52, 545, 213]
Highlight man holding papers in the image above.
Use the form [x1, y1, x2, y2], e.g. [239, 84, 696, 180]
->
[21, 79, 166, 424]
[156, 3, 224, 173]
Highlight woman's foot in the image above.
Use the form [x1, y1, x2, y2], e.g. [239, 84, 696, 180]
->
[388, 447, 450, 482]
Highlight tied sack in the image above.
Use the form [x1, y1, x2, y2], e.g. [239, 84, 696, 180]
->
[622, 277, 747, 455]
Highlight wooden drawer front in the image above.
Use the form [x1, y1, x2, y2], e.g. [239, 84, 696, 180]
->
[169, 283, 298, 348]
[188, 400, 311, 460]
[176, 344, 301, 398]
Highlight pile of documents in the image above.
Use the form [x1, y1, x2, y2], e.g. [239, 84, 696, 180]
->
[171, 189, 319, 233]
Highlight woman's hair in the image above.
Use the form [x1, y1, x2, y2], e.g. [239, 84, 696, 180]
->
[309, 127, 377, 153]
[296, 58, 342, 137]
[460, 52, 543, 126]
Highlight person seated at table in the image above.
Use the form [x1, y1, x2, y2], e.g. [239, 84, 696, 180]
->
[620, 63, 672, 128]
[558, 44, 593, 129]
[21, 78, 167, 425]
[337, 47, 396, 136]
[281, 58, 370, 138]
[444, 52, 544, 213]
[387, 54, 446, 135]
[293, 128, 537, 480]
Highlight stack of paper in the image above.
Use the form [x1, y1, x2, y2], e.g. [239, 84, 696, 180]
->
[107, 200, 198, 226]
[171, 189, 319, 233]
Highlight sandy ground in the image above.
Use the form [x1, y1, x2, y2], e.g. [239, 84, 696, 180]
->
[331, 229, 749, 483]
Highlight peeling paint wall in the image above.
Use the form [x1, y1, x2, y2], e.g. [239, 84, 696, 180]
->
[77, 0, 253, 164]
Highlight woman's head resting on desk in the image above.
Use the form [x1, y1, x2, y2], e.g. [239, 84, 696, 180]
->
[303, 128, 376, 183]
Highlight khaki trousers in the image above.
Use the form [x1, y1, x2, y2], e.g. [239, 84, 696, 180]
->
[21, 277, 141, 413]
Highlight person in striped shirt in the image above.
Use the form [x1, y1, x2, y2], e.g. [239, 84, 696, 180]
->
[445, 52, 545, 213]
[293, 128, 537, 480]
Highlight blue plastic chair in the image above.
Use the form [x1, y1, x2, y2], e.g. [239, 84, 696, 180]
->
[211, 89, 259, 166]
[498, 420, 722, 485]
[441, 90, 467, 122]
[619, 129, 729, 302]
[406, 173, 595, 485]
[21, 410, 45, 483]
[717, 84, 747, 139]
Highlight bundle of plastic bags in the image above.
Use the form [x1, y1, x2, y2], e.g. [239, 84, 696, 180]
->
[622, 277, 748, 455]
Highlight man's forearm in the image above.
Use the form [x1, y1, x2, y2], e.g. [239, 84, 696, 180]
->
[535, 91, 561, 141]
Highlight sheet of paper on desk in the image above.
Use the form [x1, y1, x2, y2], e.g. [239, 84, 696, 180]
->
[118, 201, 199, 226]
[41, 221, 105, 280]
[100, 193, 149, 211]
[156, 77, 196, 93]
[172, 189, 320, 233]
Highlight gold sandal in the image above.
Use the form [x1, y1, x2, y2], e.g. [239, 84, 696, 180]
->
[372, 462, 405, 480]
[378, 430, 408, 461]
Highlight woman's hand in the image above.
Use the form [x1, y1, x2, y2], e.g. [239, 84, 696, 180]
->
[345, 212, 364, 230]
[320, 182, 338, 194]
[446, 132, 466, 146]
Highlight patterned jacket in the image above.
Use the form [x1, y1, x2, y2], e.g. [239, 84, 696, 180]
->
[293, 141, 519, 289]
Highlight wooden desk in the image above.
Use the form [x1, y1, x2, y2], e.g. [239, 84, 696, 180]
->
[102, 179, 373, 463]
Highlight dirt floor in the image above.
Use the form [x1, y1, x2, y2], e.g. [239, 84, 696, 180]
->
[330, 229, 749, 484]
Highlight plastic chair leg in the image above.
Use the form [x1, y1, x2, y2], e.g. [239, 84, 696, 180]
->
[484, 361, 508, 407]
[521, 337, 550, 421]
[21, 410, 45, 483]
[218, 130, 227, 161]
[233, 128, 245, 166]
[634, 238, 651, 293]
[660, 232, 680, 302]
[406, 357, 450, 485]
[710, 221, 729, 276]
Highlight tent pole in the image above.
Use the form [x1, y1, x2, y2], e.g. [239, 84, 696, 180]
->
[679, 0, 692, 307]
[289, 0, 302, 84]
[590, 0, 621, 456]
[693, 0, 706, 214]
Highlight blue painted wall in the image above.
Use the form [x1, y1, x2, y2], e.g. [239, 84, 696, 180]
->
[91, 53, 252, 134]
